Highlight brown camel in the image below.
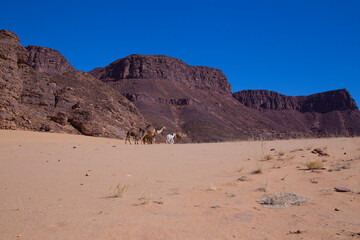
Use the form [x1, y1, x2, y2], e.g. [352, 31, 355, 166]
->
[125, 128, 145, 145]
[142, 125, 166, 144]
[174, 131, 190, 142]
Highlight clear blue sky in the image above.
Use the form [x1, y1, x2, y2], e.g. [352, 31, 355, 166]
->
[2, 0, 359, 105]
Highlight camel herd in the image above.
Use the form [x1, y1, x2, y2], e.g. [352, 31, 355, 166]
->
[125, 125, 188, 145]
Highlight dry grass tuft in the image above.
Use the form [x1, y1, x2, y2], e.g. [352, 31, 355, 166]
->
[306, 159, 324, 170]
[278, 150, 285, 157]
[263, 154, 273, 161]
[114, 183, 129, 198]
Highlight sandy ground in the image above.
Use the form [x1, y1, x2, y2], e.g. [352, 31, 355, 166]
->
[0, 130, 360, 240]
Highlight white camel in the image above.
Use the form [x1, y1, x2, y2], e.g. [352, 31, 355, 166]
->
[166, 133, 176, 144]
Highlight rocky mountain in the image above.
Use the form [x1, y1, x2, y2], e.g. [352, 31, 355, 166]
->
[90, 55, 269, 142]
[26, 45, 75, 76]
[91, 55, 360, 142]
[232, 89, 358, 113]
[232, 89, 360, 137]
[0, 30, 145, 138]
[1, 29, 359, 142]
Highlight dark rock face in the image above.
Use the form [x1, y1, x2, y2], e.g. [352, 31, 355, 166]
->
[232, 90, 301, 111]
[299, 89, 358, 113]
[90, 54, 231, 94]
[232, 89, 360, 138]
[26, 45, 75, 76]
[0, 30, 145, 138]
[233, 89, 358, 113]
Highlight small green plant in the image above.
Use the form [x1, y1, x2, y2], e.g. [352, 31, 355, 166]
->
[114, 183, 129, 198]
[306, 159, 324, 170]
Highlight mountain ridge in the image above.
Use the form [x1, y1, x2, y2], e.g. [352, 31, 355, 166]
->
[1, 29, 359, 142]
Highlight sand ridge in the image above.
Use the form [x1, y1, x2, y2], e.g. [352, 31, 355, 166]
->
[0, 130, 360, 239]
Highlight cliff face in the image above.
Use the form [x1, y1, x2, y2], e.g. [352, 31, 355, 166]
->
[299, 89, 358, 113]
[0, 30, 145, 138]
[90, 54, 231, 94]
[26, 45, 75, 76]
[232, 90, 301, 111]
[232, 89, 358, 113]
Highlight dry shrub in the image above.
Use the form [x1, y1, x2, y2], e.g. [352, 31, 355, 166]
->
[306, 159, 324, 170]
[114, 183, 129, 198]
[257, 192, 310, 208]
[263, 154, 273, 161]
[278, 150, 285, 157]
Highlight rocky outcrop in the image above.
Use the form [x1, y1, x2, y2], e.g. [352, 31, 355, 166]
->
[90, 54, 231, 94]
[26, 45, 75, 76]
[233, 89, 358, 113]
[0, 30, 145, 138]
[232, 90, 301, 111]
[299, 89, 358, 113]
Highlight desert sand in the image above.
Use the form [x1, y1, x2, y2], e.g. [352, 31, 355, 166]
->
[0, 130, 359, 240]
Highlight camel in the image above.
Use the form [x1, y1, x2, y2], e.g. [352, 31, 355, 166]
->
[142, 125, 166, 144]
[125, 128, 145, 145]
[174, 131, 189, 141]
[166, 131, 189, 144]
[166, 133, 176, 144]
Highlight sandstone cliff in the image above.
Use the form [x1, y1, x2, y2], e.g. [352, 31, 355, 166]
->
[26, 45, 75, 76]
[0, 30, 145, 138]
[90, 54, 231, 94]
[232, 89, 358, 113]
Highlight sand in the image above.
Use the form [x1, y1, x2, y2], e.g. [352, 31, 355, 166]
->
[0, 130, 359, 240]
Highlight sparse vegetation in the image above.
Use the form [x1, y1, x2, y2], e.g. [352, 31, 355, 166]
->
[114, 183, 129, 198]
[257, 191, 310, 208]
[138, 194, 153, 205]
[306, 159, 324, 170]
[263, 154, 273, 161]
[278, 150, 285, 157]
